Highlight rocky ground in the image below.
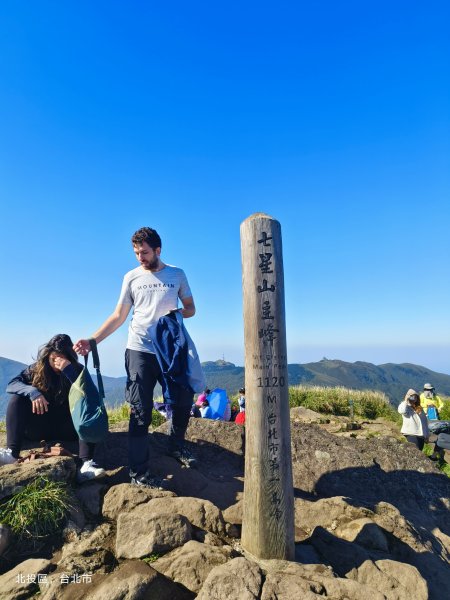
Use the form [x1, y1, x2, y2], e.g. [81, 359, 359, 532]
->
[0, 410, 449, 599]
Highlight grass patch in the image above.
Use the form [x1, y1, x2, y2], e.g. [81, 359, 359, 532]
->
[439, 462, 450, 477]
[106, 397, 167, 428]
[107, 403, 131, 425]
[424, 443, 450, 478]
[0, 420, 5, 433]
[289, 385, 401, 423]
[423, 443, 434, 457]
[142, 553, 161, 563]
[0, 477, 72, 540]
[438, 398, 450, 421]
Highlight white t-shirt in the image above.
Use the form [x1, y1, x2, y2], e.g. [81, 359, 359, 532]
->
[118, 264, 192, 353]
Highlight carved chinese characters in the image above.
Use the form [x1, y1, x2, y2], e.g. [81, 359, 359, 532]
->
[240, 213, 294, 560]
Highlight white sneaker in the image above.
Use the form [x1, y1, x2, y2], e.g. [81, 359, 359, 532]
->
[77, 460, 106, 483]
[0, 448, 17, 466]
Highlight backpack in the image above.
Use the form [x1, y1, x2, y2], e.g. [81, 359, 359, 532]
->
[429, 420, 450, 434]
[68, 340, 109, 443]
[427, 406, 439, 421]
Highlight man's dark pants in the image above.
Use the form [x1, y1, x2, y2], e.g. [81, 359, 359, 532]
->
[125, 349, 193, 476]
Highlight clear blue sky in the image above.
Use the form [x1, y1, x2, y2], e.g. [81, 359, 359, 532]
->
[1, 1, 449, 376]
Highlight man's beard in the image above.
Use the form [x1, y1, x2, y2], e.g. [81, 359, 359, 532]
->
[142, 256, 159, 271]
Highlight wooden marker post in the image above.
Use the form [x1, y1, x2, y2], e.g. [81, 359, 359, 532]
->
[240, 213, 295, 560]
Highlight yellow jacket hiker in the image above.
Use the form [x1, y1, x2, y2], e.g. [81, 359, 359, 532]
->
[420, 383, 444, 414]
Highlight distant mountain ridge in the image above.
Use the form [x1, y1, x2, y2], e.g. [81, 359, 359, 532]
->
[1, 356, 449, 419]
[201, 358, 450, 403]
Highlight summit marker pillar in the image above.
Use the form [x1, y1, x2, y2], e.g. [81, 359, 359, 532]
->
[240, 212, 295, 560]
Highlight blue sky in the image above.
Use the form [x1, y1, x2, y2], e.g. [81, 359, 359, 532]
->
[1, 1, 449, 377]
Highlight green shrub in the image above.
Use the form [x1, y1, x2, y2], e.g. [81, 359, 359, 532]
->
[439, 398, 450, 421]
[0, 477, 72, 539]
[289, 385, 400, 423]
[151, 407, 166, 428]
[107, 403, 131, 425]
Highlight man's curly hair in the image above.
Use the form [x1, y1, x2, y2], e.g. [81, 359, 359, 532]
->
[131, 227, 162, 250]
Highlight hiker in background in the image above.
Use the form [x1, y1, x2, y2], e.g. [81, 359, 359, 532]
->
[235, 410, 246, 425]
[200, 399, 213, 419]
[398, 388, 429, 451]
[195, 388, 211, 408]
[420, 383, 444, 419]
[0, 334, 105, 482]
[238, 387, 246, 412]
[74, 227, 200, 488]
[234, 387, 246, 425]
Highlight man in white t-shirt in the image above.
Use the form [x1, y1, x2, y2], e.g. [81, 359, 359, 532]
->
[74, 227, 197, 488]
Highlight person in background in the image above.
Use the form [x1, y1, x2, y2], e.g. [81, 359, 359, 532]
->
[238, 387, 246, 412]
[420, 383, 444, 418]
[195, 388, 210, 407]
[398, 388, 429, 451]
[0, 334, 105, 482]
[199, 399, 213, 419]
[235, 410, 246, 425]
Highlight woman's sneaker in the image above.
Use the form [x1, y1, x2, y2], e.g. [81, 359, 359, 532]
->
[77, 460, 106, 483]
[0, 448, 17, 466]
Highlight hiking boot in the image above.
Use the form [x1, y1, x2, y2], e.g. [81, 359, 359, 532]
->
[130, 472, 169, 490]
[77, 460, 106, 483]
[169, 447, 198, 468]
[0, 448, 17, 466]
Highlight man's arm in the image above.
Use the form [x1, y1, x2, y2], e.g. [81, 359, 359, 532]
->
[73, 303, 132, 355]
[180, 296, 195, 319]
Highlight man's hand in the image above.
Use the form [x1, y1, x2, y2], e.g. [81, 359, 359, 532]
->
[32, 395, 49, 415]
[73, 339, 91, 356]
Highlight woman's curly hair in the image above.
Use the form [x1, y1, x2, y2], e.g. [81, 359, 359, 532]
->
[30, 334, 78, 397]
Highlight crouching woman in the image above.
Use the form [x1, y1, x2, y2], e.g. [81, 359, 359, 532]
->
[398, 388, 429, 451]
[3, 334, 105, 482]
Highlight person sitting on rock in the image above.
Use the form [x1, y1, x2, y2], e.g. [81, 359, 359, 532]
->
[195, 388, 211, 408]
[398, 388, 429, 451]
[199, 399, 213, 419]
[420, 383, 444, 419]
[1, 334, 105, 482]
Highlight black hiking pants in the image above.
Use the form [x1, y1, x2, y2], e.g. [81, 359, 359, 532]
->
[125, 349, 193, 477]
[6, 394, 95, 461]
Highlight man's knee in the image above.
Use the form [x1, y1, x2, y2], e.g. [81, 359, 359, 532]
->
[128, 406, 153, 436]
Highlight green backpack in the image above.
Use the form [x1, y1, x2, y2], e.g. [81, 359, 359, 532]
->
[69, 339, 109, 443]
